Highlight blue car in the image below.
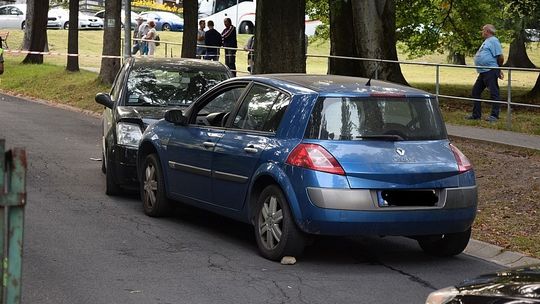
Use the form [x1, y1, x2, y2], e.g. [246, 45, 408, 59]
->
[139, 11, 183, 31]
[137, 74, 477, 261]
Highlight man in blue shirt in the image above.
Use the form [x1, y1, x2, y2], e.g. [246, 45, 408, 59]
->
[0, 37, 4, 75]
[467, 24, 504, 121]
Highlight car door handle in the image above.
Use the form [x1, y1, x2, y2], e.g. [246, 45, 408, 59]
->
[244, 146, 258, 154]
[203, 141, 216, 148]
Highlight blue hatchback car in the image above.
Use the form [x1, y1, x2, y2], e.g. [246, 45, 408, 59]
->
[137, 74, 477, 261]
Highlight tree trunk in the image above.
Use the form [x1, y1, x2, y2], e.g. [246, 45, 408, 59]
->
[99, 0, 122, 85]
[526, 74, 540, 99]
[328, 0, 362, 76]
[504, 28, 536, 68]
[22, 0, 48, 64]
[22, 0, 33, 50]
[66, 0, 80, 72]
[254, 0, 306, 74]
[181, 0, 197, 58]
[447, 50, 466, 65]
[350, 0, 408, 85]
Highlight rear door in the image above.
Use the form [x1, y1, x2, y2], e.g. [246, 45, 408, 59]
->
[211, 84, 291, 210]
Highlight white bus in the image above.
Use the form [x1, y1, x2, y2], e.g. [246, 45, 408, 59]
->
[198, 0, 321, 35]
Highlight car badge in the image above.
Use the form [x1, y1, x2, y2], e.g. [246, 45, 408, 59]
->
[396, 148, 405, 156]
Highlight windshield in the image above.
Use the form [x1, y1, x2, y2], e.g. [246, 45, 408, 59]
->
[304, 96, 446, 141]
[125, 66, 229, 107]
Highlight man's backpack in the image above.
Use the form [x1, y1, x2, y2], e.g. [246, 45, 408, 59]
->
[155, 34, 160, 47]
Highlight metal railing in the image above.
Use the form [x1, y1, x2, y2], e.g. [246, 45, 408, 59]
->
[0, 140, 26, 304]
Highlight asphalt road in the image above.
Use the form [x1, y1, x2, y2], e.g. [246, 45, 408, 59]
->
[0, 93, 501, 304]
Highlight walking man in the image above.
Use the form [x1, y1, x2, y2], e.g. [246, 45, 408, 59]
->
[222, 18, 237, 76]
[467, 24, 504, 122]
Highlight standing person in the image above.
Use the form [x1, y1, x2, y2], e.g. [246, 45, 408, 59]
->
[204, 20, 222, 61]
[144, 20, 158, 56]
[466, 24, 504, 122]
[0, 37, 4, 75]
[243, 34, 255, 74]
[221, 18, 237, 76]
[132, 16, 145, 55]
[196, 20, 206, 59]
[137, 18, 150, 55]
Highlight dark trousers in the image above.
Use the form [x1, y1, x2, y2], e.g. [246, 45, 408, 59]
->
[205, 50, 219, 61]
[471, 69, 500, 118]
[225, 49, 236, 76]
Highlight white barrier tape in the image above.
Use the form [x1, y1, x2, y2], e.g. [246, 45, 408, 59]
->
[4, 49, 125, 59]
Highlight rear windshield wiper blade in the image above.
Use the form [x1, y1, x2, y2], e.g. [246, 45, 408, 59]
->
[355, 135, 404, 141]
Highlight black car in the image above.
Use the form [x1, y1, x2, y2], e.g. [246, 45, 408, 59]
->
[95, 57, 231, 195]
[426, 264, 540, 304]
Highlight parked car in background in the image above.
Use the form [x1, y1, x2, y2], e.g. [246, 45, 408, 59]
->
[426, 264, 540, 304]
[526, 28, 540, 42]
[139, 11, 184, 31]
[0, 4, 26, 29]
[137, 74, 478, 261]
[47, 8, 103, 30]
[95, 9, 139, 29]
[95, 58, 231, 195]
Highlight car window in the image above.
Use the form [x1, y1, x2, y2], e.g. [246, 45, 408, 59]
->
[231, 84, 288, 132]
[125, 66, 229, 107]
[12, 7, 22, 15]
[305, 97, 446, 141]
[193, 86, 247, 127]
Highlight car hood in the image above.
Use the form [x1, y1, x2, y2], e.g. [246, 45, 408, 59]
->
[455, 265, 540, 299]
[116, 106, 183, 128]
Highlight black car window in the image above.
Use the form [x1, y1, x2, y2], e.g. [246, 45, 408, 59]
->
[110, 63, 128, 102]
[193, 86, 247, 127]
[125, 66, 229, 107]
[0, 7, 7, 15]
[305, 97, 446, 141]
[231, 85, 288, 132]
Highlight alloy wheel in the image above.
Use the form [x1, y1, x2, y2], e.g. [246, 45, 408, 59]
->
[143, 162, 158, 209]
[258, 195, 284, 250]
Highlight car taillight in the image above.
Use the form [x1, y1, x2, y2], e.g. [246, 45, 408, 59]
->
[286, 143, 345, 175]
[450, 143, 473, 173]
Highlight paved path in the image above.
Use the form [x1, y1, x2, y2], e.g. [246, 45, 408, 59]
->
[447, 123, 540, 151]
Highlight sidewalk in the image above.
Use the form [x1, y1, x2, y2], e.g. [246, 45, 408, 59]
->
[446, 123, 540, 267]
[446, 123, 540, 151]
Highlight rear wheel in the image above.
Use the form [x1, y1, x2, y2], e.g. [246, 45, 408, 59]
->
[418, 228, 471, 257]
[63, 22, 69, 29]
[141, 154, 172, 217]
[254, 185, 305, 261]
[239, 21, 254, 34]
[162, 23, 171, 31]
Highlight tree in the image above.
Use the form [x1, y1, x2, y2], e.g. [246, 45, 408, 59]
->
[254, 0, 306, 73]
[66, 0, 80, 72]
[99, 0, 122, 84]
[181, 0, 197, 58]
[502, 0, 538, 68]
[22, 0, 49, 64]
[327, 0, 362, 76]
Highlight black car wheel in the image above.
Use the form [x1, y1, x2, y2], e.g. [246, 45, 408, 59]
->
[418, 228, 471, 257]
[63, 22, 69, 30]
[254, 185, 305, 261]
[105, 155, 122, 196]
[162, 23, 171, 31]
[141, 154, 172, 217]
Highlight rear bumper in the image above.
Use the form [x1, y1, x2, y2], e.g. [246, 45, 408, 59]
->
[293, 186, 477, 236]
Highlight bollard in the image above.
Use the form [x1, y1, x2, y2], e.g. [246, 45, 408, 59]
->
[0, 140, 26, 304]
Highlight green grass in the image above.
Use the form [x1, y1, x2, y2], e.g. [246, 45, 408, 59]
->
[1, 29, 539, 133]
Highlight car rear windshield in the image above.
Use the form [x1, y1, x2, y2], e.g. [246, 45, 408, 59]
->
[125, 67, 229, 107]
[304, 96, 446, 141]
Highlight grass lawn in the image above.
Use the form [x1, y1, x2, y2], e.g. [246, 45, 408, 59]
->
[1, 29, 539, 134]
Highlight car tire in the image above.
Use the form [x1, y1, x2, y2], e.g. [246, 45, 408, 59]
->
[239, 21, 254, 34]
[63, 22, 69, 30]
[254, 185, 306, 261]
[105, 156, 122, 196]
[21, 21, 25, 30]
[141, 154, 172, 217]
[162, 23, 171, 31]
[418, 228, 471, 257]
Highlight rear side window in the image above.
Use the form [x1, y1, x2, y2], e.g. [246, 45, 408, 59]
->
[305, 97, 446, 141]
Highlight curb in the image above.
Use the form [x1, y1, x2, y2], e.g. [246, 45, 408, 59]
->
[465, 239, 540, 268]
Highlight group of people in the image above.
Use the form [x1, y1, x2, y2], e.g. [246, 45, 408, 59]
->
[132, 16, 158, 56]
[196, 18, 239, 76]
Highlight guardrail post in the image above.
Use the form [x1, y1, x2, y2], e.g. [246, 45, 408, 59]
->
[506, 69, 512, 130]
[165, 42, 168, 58]
[0, 140, 26, 304]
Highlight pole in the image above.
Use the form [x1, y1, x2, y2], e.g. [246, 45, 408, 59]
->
[124, 0, 131, 58]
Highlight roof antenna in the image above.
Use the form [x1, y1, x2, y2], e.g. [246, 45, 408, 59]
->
[365, 60, 381, 86]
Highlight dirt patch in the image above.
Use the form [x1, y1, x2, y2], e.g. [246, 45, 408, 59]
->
[451, 136, 540, 258]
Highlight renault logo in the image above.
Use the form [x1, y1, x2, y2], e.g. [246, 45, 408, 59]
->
[396, 148, 405, 156]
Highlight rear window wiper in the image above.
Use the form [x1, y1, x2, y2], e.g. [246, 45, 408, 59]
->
[355, 135, 404, 141]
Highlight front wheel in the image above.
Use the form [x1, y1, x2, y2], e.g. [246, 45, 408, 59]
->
[162, 23, 171, 31]
[105, 155, 122, 196]
[418, 228, 471, 257]
[254, 185, 306, 261]
[141, 154, 172, 217]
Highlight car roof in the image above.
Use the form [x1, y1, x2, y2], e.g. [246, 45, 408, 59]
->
[132, 58, 230, 72]
[237, 74, 432, 98]
[1, 4, 26, 9]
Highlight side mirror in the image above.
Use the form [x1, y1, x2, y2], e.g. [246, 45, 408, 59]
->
[95, 92, 114, 109]
[164, 109, 188, 126]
